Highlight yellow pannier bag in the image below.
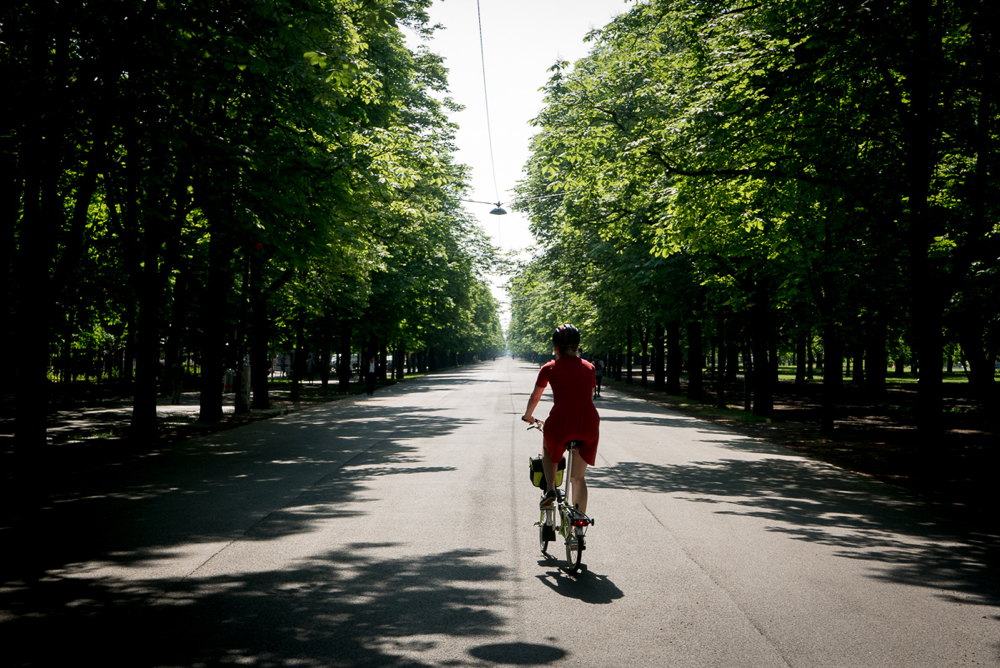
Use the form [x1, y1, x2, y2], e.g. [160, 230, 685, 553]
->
[529, 455, 565, 489]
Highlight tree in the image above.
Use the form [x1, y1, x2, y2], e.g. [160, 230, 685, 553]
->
[511, 0, 999, 439]
[2, 0, 505, 491]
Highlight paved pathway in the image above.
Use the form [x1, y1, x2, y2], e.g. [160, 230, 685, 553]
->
[0, 359, 997, 666]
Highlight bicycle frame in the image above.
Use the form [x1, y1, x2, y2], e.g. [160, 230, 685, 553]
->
[529, 421, 594, 573]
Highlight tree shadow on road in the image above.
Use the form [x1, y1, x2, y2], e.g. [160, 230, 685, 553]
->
[594, 390, 778, 446]
[0, 543, 512, 667]
[0, 399, 471, 581]
[0, 387, 523, 665]
[382, 369, 509, 395]
[588, 457, 1000, 610]
[598, 413, 734, 434]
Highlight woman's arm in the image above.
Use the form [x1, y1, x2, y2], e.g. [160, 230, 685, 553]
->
[521, 385, 545, 423]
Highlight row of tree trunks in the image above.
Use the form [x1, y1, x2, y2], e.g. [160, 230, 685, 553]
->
[12, 6, 66, 481]
[906, 0, 944, 445]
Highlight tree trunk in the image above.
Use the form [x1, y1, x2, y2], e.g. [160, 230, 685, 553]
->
[795, 330, 808, 386]
[687, 319, 704, 400]
[130, 144, 170, 439]
[821, 323, 843, 433]
[625, 324, 633, 384]
[162, 272, 187, 404]
[715, 314, 728, 409]
[318, 326, 333, 388]
[12, 142, 56, 487]
[395, 343, 406, 381]
[742, 337, 753, 412]
[864, 315, 888, 397]
[727, 331, 741, 384]
[379, 341, 388, 382]
[851, 344, 865, 388]
[653, 324, 665, 390]
[666, 322, 682, 393]
[131, 253, 163, 439]
[290, 313, 306, 402]
[232, 253, 251, 415]
[953, 1, 997, 407]
[749, 287, 774, 418]
[12, 8, 76, 488]
[640, 326, 649, 386]
[198, 219, 230, 423]
[249, 253, 271, 409]
[905, 0, 944, 443]
[337, 323, 353, 390]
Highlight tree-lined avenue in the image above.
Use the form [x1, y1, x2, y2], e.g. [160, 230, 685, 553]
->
[1, 360, 996, 666]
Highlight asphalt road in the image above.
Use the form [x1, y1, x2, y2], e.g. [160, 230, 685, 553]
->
[1, 358, 998, 667]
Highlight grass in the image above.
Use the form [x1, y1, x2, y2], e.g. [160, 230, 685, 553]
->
[773, 366, 985, 385]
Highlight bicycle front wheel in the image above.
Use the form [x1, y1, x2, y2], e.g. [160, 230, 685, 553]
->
[539, 510, 555, 554]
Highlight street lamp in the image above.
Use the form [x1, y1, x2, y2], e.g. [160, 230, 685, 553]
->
[462, 198, 507, 215]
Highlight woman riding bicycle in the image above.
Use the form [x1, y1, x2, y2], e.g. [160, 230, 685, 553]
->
[521, 324, 600, 513]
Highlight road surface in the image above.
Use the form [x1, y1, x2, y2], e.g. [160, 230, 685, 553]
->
[1, 358, 997, 666]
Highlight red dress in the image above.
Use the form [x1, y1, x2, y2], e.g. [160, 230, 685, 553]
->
[535, 356, 600, 465]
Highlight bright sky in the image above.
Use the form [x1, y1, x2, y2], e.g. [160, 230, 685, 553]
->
[420, 0, 627, 327]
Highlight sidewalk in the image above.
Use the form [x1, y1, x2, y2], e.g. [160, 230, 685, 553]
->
[3, 380, 367, 449]
[0, 382, 366, 525]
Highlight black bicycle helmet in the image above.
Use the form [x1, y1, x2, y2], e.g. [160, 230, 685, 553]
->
[552, 324, 581, 351]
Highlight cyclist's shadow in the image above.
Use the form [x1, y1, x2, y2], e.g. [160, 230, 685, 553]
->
[535, 566, 624, 604]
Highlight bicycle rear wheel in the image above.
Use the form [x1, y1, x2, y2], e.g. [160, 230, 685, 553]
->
[564, 533, 584, 573]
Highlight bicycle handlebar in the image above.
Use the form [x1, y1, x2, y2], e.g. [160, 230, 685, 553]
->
[525, 418, 544, 432]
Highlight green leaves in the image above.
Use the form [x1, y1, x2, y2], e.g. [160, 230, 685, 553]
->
[4, 0, 502, 438]
[510, 0, 999, 423]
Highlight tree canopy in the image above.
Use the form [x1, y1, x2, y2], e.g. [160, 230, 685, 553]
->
[3, 0, 504, 464]
[508, 0, 998, 441]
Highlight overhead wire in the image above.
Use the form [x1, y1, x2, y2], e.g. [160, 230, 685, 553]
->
[476, 0, 502, 208]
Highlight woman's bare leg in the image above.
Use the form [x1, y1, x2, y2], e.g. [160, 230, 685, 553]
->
[541, 444, 557, 493]
[570, 455, 589, 513]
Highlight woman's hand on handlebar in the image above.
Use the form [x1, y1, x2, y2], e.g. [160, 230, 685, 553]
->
[522, 415, 543, 430]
